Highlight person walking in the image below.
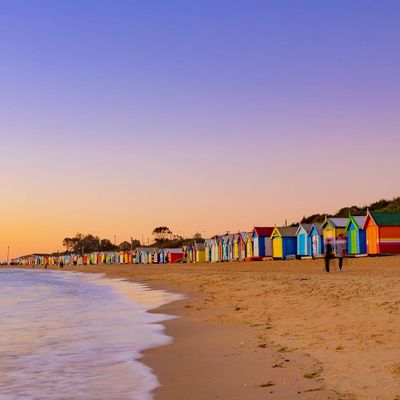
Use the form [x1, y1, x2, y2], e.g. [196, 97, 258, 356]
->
[325, 239, 333, 273]
[336, 234, 346, 271]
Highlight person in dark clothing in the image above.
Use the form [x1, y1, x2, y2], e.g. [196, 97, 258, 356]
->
[60, 261, 64, 269]
[325, 239, 333, 273]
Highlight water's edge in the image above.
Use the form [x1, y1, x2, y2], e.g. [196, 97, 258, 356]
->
[0, 268, 185, 400]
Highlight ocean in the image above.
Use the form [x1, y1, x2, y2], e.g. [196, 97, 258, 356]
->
[0, 269, 182, 400]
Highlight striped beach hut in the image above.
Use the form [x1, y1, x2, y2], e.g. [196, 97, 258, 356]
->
[346, 215, 367, 255]
[362, 211, 400, 255]
[296, 224, 313, 257]
[251, 227, 274, 258]
[308, 223, 324, 257]
[239, 232, 251, 260]
[270, 226, 298, 260]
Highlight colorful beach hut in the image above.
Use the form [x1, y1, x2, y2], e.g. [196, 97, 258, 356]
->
[232, 233, 240, 260]
[362, 211, 400, 255]
[270, 226, 298, 259]
[239, 232, 251, 260]
[308, 223, 324, 257]
[346, 215, 367, 255]
[296, 224, 313, 257]
[204, 239, 212, 262]
[168, 249, 185, 263]
[321, 217, 347, 251]
[251, 227, 274, 258]
[193, 242, 206, 263]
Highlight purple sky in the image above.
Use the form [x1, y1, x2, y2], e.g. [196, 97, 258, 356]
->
[1, 1, 399, 256]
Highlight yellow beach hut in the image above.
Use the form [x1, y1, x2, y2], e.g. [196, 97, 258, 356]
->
[321, 217, 347, 251]
[270, 226, 298, 259]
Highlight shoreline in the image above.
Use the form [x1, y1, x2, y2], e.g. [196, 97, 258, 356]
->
[4, 256, 400, 399]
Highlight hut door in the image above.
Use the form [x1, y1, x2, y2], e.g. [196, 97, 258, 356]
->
[367, 226, 378, 254]
[350, 230, 358, 254]
[273, 237, 283, 258]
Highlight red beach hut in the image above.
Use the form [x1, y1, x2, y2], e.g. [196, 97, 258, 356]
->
[362, 211, 400, 255]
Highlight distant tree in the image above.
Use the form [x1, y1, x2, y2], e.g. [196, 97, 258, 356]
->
[152, 226, 172, 242]
[193, 232, 202, 239]
[99, 239, 118, 252]
[62, 237, 80, 252]
[131, 239, 141, 249]
[119, 241, 132, 252]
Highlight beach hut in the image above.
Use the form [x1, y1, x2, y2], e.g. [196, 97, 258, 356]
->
[251, 227, 274, 258]
[321, 217, 348, 251]
[168, 249, 184, 263]
[270, 226, 298, 259]
[193, 242, 206, 263]
[362, 211, 400, 255]
[232, 233, 240, 260]
[308, 223, 324, 257]
[210, 238, 220, 262]
[239, 232, 251, 260]
[245, 234, 253, 259]
[204, 240, 212, 262]
[296, 224, 313, 257]
[346, 215, 367, 255]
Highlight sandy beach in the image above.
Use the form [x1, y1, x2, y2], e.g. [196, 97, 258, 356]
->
[8, 256, 400, 400]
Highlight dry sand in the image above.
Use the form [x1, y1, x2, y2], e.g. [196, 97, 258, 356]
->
[8, 256, 400, 400]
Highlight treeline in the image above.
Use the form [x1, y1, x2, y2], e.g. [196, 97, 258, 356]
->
[62, 227, 205, 254]
[299, 196, 400, 224]
[63, 234, 141, 254]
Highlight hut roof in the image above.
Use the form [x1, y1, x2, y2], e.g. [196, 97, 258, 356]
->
[240, 232, 251, 241]
[370, 211, 400, 226]
[346, 215, 367, 230]
[325, 217, 348, 228]
[278, 226, 298, 237]
[297, 224, 313, 234]
[309, 223, 323, 235]
[252, 227, 274, 237]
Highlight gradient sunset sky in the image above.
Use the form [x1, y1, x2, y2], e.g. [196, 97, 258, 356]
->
[1, 1, 400, 258]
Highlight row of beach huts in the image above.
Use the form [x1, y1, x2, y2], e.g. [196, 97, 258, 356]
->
[12, 211, 400, 266]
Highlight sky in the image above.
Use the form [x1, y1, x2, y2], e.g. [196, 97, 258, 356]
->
[1, 0, 400, 258]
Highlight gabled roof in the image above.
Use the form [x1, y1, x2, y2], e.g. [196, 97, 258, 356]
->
[345, 215, 366, 230]
[364, 211, 400, 228]
[308, 223, 323, 236]
[272, 226, 298, 237]
[252, 227, 274, 237]
[240, 232, 251, 241]
[296, 223, 313, 236]
[322, 217, 348, 229]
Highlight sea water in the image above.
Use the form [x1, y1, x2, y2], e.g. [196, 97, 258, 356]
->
[0, 269, 183, 400]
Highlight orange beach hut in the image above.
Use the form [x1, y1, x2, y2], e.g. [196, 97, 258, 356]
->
[362, 211, 400, 255]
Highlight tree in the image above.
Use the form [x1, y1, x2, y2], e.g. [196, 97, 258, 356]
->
[99, 239, 118, 252]
[152, 226, 172, 242]
[119, 241, 132, 252]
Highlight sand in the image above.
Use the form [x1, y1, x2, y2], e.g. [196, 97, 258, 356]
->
[7, 256, 400, 400]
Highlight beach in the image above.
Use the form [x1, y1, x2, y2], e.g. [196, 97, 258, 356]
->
[9, 256, 400, 400]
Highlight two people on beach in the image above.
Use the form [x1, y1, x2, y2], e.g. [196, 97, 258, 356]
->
[325, 235, 347, 273]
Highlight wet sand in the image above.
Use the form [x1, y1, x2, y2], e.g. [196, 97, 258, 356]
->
[7, 256, 400, 400]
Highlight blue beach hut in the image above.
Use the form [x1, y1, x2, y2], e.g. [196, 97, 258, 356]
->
[251, 227, 274, 258]
[346, 215, 367, 255]
[296, 224, 313, 257]
[270, 226, 298, 259]
[308, 223, 324, 257]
